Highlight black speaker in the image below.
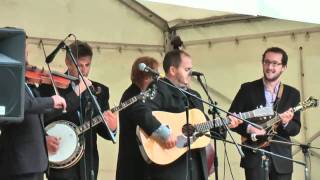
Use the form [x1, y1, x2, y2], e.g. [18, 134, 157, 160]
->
[0, 28, 25, 124]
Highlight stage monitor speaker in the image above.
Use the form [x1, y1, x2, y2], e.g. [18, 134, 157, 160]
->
[0, 27, 25, 124]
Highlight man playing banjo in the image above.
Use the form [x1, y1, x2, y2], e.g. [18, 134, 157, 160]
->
[39, 40, 117, 180]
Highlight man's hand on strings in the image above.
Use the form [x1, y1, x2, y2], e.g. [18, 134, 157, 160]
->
[227, 114, 243, 128]
[247, 124, 266, 135]
[163, 134, 177, 149]
[103, 110, 118, 131]
[46, 135, 60, 155]
[279, 108, 294, 125]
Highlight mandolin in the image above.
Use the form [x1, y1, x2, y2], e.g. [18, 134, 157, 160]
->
[242, 96, 319, 148]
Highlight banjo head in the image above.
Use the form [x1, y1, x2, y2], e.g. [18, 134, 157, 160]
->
[46, 121, 80, 164]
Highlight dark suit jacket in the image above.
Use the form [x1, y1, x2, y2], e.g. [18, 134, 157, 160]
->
[117, 79, 208, 180]
[116, 83, 149, 180]
[39, 80, 113, 180]
[0, 87, 54, 177]
[229, 78, 301, 174]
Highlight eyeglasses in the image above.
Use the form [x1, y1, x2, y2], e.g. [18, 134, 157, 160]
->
[262, 60, 282, 67]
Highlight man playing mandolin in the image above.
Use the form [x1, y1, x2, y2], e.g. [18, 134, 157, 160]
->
[229, 47, 301, 180]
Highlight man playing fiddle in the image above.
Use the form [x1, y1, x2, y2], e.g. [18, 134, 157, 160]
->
[0, 36, 67, 180]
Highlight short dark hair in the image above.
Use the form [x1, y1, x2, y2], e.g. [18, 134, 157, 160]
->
[131, 56, 159, 86]
[66, 40, 93, 61]
[262, 47, 288, 66]
[163, 49, 190, 73]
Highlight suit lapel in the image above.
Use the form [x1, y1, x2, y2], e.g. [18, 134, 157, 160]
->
[254, 79, 267, 107]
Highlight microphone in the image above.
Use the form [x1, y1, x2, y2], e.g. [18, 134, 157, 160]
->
[45, 34, 72, 64]
[190, 71, 204, 76]
[138, 63, 160, 77]
[251, 134, 273, 142]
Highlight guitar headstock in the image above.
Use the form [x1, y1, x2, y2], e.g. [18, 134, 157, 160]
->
[293, 96, 319, 112]
[139, 85, 157, 103]
[252, 106, 274, 118]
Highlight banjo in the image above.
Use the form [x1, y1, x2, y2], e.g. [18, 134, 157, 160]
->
[45, 87, 156, 169]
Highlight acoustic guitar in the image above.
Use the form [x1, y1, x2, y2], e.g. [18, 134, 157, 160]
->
[137, 107, 274, 165]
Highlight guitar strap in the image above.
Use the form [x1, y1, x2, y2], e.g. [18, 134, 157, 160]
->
[273, 83, 284, 112]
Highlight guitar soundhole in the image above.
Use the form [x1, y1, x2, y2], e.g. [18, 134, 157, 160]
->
[182, 124, 195, 137]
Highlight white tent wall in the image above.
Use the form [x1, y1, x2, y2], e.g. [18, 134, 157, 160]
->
[25, 43, 163, 179]
[0, 0, 164, 45]
[1, 0, 320, 179]
[177, 19, 320, 180]
[1, 0, 164, 179]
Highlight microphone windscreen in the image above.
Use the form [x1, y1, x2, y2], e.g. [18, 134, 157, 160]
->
[138, 63, 146, 71]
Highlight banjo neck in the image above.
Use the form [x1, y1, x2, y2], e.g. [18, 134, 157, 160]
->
[76, 93, 142, 135]
[47, 88, 156, 169]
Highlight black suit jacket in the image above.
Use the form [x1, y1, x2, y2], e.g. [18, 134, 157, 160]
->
[39, 80, 113, 180]
[0, 87, 54, 177]
[229, 78, 301, 173]
[116, 83, 149, 180]
[117, 79, 208, 180]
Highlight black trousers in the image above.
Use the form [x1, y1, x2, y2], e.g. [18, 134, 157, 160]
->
[48, 178, 79, 180]
[3, 173, 44, 180]
[244, 161, 292, 180]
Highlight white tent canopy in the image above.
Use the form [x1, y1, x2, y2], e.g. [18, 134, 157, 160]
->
[142, 0, 320, 24]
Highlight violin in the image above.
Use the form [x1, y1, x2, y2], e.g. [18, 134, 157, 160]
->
[25, 65, 78, 89]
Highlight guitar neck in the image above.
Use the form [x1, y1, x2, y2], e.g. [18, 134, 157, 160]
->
[194, 111, 255, 133]
[77, 95, 139, 135]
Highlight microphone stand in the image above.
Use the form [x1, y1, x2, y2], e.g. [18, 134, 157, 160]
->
[183, 92, 192, 180]
[269, 138, 320, 180]
[64, 44, 116, 180]
[154, 76, 253, 159]
[152, 75, 258, 179]
[39, 39, 67, 113]
[194, 75, 220, 180]
[64, 44, 116, 143]
[84, 94, 95, 180]
[207, 133, 307, 179]
[157, 76, 194, 180]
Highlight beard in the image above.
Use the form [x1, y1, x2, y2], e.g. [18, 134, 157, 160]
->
[263, 70, 282, 82]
